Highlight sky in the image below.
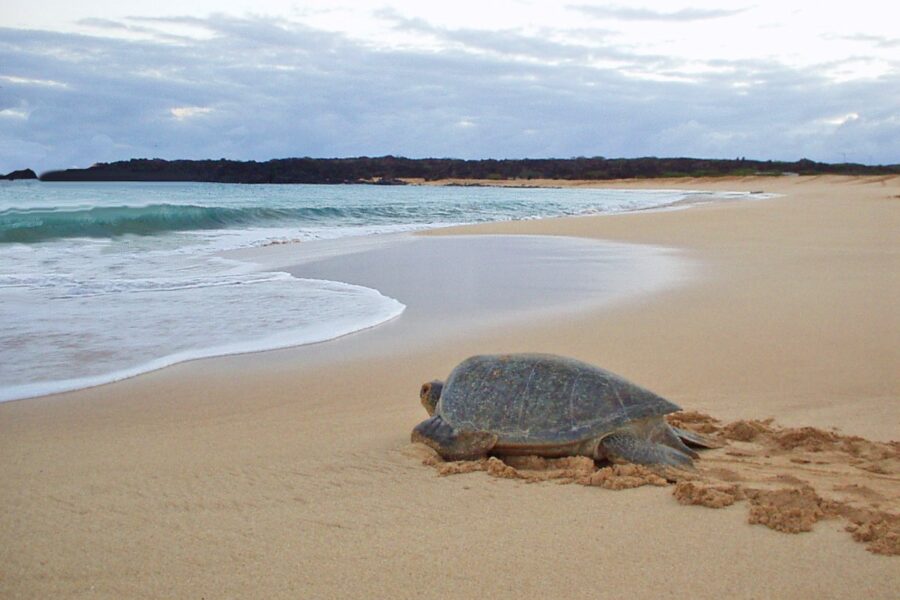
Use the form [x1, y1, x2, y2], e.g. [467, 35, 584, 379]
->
[1, 1, 898, 173]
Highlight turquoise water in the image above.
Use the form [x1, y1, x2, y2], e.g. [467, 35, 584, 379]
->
[0, 181, 762, 401]
[0, 181, 730, 243]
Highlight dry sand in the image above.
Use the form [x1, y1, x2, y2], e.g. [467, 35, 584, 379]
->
[1, 175, 897, 598]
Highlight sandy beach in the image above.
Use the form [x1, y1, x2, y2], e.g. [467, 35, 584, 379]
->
[1, 175, 897, 598]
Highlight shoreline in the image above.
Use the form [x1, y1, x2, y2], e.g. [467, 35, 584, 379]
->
[0, 183, 741, 404]
[0, 234, 689, 404]
[1, 175, 897, 598]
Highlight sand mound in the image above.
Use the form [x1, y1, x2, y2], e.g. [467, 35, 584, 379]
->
[674, 481, 742, 508]
[744, 486, 837, 533]
[671, 413, 900, 554]
[580, 464, 669, 489]
[413, 411, 900, 555]
[842, 509, 900, 556]
[425, 452, 667, 488]
[722, 419, 771, 442]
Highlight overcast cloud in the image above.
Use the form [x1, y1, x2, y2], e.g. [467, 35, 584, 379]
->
[1, 2, 898, 173]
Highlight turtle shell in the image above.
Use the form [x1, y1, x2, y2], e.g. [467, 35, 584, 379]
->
[438, 354, 680, 445]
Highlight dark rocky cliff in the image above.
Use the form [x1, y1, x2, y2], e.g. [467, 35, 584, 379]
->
[2, 168, 38, 180]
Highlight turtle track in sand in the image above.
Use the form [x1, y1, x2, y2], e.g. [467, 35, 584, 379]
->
[411, 412, 899, 556]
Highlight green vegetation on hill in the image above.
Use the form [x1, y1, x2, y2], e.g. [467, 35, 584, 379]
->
[40, 156, 900, 183]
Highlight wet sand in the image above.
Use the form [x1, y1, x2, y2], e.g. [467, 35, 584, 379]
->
[1, 175, 897, 598]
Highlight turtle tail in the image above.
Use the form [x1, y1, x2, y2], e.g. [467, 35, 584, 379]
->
[599, 432, 696, 471]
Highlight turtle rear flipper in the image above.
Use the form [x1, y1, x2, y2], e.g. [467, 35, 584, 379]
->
[671, 426, 723, 449]
[657, 423, 700, 458]
[599, 431, 695, 471]
[411, 415, 498, 461]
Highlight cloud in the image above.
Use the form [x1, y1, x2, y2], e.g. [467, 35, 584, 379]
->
[0, 107, 29, 119]
[0, 74, 69, 87]
[76, 17, 201, 44]
[170, 106, 213, 119]
[570, 4, 747, 22]
[828, 33, 900, 49]
[0, 13, 897, 173]
[377, 9, 659, 68]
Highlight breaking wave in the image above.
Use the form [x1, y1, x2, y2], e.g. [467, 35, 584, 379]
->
[0, 204, 391, 243]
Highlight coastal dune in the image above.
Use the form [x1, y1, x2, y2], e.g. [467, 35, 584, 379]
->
[1, 175, 897, 598]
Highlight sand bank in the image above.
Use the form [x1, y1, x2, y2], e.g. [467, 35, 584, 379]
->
[1, 175, 897, 598]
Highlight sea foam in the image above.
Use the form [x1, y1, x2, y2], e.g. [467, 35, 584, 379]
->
[0, 269, 404, 402]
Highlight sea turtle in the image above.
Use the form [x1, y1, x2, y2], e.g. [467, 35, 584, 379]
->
[412, 353, 717, 470]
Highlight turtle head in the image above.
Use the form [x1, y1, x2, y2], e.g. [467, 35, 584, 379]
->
[420, 380, 444, 416]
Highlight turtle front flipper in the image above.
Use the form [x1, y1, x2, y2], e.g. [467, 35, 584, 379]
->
[411, 415, 498, 461]
[598, 431, 695, 471]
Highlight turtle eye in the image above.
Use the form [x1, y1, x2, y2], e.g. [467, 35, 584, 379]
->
[420, 383, 431, 396]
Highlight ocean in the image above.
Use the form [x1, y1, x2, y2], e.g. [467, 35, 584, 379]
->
[0, 181, 764, 401]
